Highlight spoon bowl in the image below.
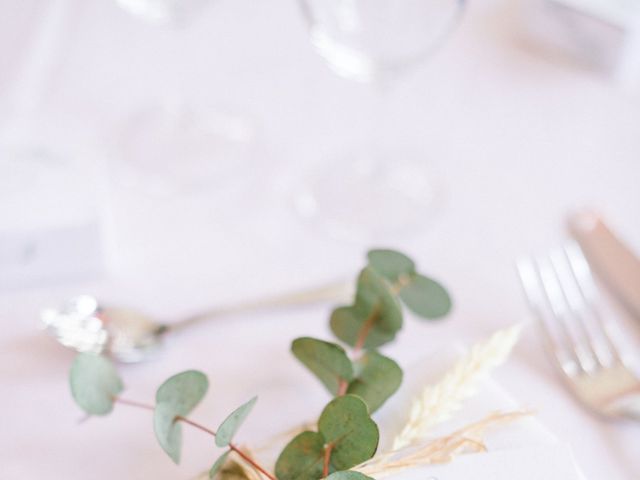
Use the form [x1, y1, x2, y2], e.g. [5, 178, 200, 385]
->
[41, 280, 353, 362]
[42, 295, 163, 362]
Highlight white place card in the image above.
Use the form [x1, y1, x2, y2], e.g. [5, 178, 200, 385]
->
[0, 147, 105, 289]
[386, 445, 583, 480]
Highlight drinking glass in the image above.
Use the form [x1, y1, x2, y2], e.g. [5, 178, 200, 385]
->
[116, 0, 209, 25]
[1, 0, 77, 213]
[111, 0, 256, 196]
[295, 0, 465, 239]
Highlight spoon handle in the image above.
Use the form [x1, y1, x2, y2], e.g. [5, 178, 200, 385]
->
[162, 279, 354, 334]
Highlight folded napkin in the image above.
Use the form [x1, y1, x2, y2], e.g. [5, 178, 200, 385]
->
[193, 344, 585, 480]
[381, 444, 582, 480]
[369, 347, 585, 479]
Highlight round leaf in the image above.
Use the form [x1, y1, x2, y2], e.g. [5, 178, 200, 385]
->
[216, 396, 258, 447]
[318, 395, 379, 470]
[330, 268, 402, 349]
[367, 249, 415, 282]
[325, 472, 374, 480]
[354, 268, 403, 333]
[69, 353, 123, 415]
[154, 370, 209, 464]
[155, 370, 209, 409]
[292, 337, 354, 396]
[330, 307, 396, 349]
[275, 431, 326, 480]
[399, 274, 452, 319]
[154, 402, 183, 464]
[209, 450, 231, 479]
[347, 351, 403, 413]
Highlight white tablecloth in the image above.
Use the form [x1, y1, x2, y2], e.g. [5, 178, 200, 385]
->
[1, 0, 639, 478]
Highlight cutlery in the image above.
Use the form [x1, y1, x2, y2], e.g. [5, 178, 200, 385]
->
[568, 210, 640, 321]
[41, 280, 353, 363]
[517, 242, 640, 421]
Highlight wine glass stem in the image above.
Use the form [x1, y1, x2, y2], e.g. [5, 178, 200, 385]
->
[365, 77, 395, 168]
[6, 0, 70, 137]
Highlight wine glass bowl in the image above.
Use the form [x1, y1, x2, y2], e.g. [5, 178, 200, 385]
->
[112, 102, 256, 196]
[111, 0, 259, 198]
[300, 0, 465, 83]
[115, 0, 210, 25]
[295, 0, 465, 240]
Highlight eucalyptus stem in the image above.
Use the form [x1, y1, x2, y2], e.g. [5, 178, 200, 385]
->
[323, 298, 381, 476]
[353, 306, 379, 353]
[114, 397, 276, 480]
[322, 443, 333, 477]
[114, 397, 154, 411]
[337, 380, 349, 396]
[228, 445, 276, 480]
[69, 249, 451, 480]
[354, 275, 406, 354]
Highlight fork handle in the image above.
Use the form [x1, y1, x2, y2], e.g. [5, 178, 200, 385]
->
[569, 210, 640, 321]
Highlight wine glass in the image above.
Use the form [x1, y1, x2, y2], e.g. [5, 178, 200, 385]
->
[110, 0, 257, 197]
[115, 0, 209, 26]
[295, 0, 465, 240]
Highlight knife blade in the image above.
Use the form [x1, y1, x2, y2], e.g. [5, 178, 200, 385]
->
[568, 210, 640, 320]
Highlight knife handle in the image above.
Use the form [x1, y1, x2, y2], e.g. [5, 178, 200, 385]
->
[568, 210, 640, 320]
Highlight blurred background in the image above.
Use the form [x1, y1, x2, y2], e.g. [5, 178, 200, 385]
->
[1, 0, 638, 298]
[1, 0, 639, 478]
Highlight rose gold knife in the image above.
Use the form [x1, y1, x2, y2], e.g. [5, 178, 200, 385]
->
[568, 210, 640, 320]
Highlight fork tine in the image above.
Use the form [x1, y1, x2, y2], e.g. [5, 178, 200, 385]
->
[519, 245, 640, 421]
[517, 257, 581, 376]
[536, 254, 596, 374]
[548, 248, 601, 371]
[564, 242, 624, 366]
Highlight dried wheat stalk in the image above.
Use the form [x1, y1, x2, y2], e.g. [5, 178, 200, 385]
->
[391, 324, 522, 450]
[356, 410, 531, 478]
[199, 325, 523, 480]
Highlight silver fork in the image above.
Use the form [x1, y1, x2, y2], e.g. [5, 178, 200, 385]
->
[517, 241, 640, 421]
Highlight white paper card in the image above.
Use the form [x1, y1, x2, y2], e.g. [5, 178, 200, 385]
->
[0, 149, 105, 289]
[386, 445, 582, 480]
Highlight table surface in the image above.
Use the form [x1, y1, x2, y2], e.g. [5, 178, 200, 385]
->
[1, 0, 639, 479]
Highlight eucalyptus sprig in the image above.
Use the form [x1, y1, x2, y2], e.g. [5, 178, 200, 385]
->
[275, 250, 450, 479]
[67, 249, 451, 480]
[69, 354, 273, 479]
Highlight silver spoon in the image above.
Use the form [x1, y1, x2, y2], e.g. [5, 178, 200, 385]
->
[41, 280, 352, 362]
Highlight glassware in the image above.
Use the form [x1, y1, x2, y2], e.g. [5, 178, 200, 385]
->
[110, 0, 257, 197]
[112, 102, 256, 196]
[295, 0, 465, 240]
[1, 0, 71, 164]
[116, 0, 209, 25]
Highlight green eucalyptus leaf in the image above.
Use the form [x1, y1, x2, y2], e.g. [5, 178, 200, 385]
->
[69, 353, 123, 416]
[318, 395, 379, 470]
[367, 249, 452, 320]
[154, 401, 183, 463]
[367, 249, 415, 282]
[154, 370, 209, 464]
[347, 351, 402, 413]
[216, 396, 258, 447]
[355, 268, 403, 332]
[275, 431, 326, 480]
[399, 274, 451, 319]
[292, 337, 354, 395]
[330, 268, 402, 349]
[325, 472, 375, 480]
[155, 370, 209, 409]
[209, 450, 231, 479]
[330, 307, 396, 349]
